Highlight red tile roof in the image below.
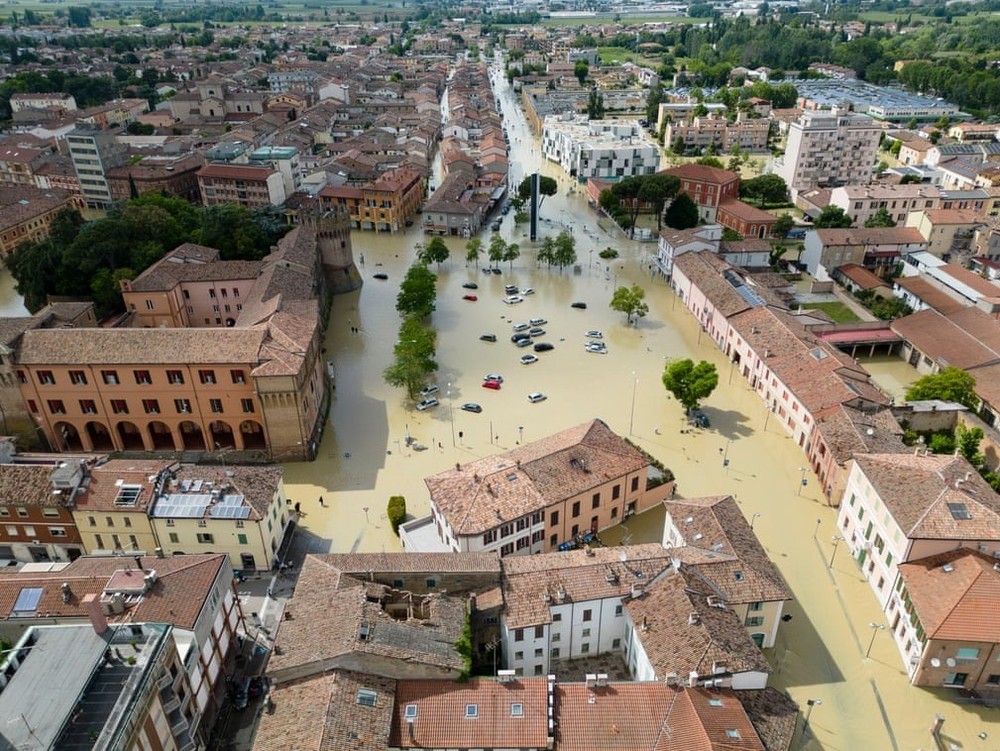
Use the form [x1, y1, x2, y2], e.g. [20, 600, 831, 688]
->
[389, 679, 549, 748]
[661, 163, 741, 187]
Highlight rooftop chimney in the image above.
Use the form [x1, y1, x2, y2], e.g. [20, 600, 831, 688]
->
[82, 593, 109, 635]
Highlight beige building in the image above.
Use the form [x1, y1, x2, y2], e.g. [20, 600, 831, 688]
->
[404, 420, 675, 555]
[150, 464, 287, 571]
[905, 208, 983, 260]
[775, 109, 882, 195]
[665, 114, 770, 154]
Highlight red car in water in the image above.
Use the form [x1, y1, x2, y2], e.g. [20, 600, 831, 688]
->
[462, 294, 478, 301]
[482, 379, 502, 390]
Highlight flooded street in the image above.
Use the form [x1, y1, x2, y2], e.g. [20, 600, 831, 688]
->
[269, 68, 997, 748]
[860, 354, 921, 401]
[0, 268, 29, 318]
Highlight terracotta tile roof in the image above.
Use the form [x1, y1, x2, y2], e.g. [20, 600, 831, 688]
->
[810, 403, 907, 464]
[72, 459, 175, 513]
[501, 544, 675, 629]
[836, 263, 888, 290]
[897, 548, 1000, 642]
[167, 464, 283, 520]
[946, 306, 1000, 353]
[198, 163, 277, 180]
[389, 678, 549, 748]
[891, 309, 1000, 370]
[814, 227, 925, 246]
[0, 553, 227, 628]
[673, 252, 755, 319]
[894, 276, 968, 315]
[555, 682, 764, 751]
[130, 258, 262, 292]
[665, 496, 791, 605]
[967, 360, 1000, 409]
[268, 555, 466, 681]
[253, 670, 395, 751]
[853, 453, 1000, 540]
[735, 688, 798, 751]
[0, 186, 76, 230]
[625, 569, 772, 681]
[660, 163, 740, 187]
[0, 464, 61, 507]
[426, 420, 649, 536]
[314, 552, 500, 575]
[718, 198, 776, 223]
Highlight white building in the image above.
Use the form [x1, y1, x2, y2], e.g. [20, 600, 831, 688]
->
[775, 109, 881, 196]
[541, 115, 660, 181]
[656, 224, 721, 278]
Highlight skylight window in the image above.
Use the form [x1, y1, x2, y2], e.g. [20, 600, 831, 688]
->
[511, 703, 524, 717]
[465, 704, 479, 719]
[12, 587, 42, 615]
[726, 729, 741, 739]
[947, 502, 972, 520]
[404, 705, 418, 719]
[734, 571, 744, 581]
[709, 698, 724, 707]
[356, 689, 377, 707]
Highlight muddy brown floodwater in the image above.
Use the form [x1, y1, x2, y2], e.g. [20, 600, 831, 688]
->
[281, 70, 996, 750]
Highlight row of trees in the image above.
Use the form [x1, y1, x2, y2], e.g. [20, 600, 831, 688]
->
[598, 173, 681, 233]
[8, 194, 289, 317]
[384, 262, 439, 400]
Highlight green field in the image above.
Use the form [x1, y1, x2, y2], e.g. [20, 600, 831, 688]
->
[801, 301, 861, 323]
[597, 46, 636, 64]
[537, 13, 707, 27]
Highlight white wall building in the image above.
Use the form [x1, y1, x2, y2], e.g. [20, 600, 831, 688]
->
[541, 115, 660, 181]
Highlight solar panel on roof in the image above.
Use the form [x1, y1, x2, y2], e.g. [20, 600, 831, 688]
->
[12, 587, 43, 614]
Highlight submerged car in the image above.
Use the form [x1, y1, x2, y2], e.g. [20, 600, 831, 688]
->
[482, 379, 502, 390]
[480, 333, 497, 342]
[571, 301, 587, 310]
[462, 282, 479, 290]
[462, 294, 478, 301]
[533, 342, 555, 352]
[461, 403, 483, 413]
[520, 354, 539, 365]
[416, 397, 439, 411]
[529, 317, 547, 326]
[483, 373, 505, 383]
[528, 392, 547, 403]
[373, 272, 389, 280]
[503, 295, 523, 305]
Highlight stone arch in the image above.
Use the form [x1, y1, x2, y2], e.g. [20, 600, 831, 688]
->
[117, 421, 145, 451]
[239, 419, 266, 450]
[55, 421, 83, 451]
[85, 421, 114, 451]
[179, 421, 206, 451]
[148, 421, 176, 450]
[209, 420, 235, 450]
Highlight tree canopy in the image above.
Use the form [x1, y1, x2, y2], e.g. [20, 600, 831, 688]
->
[664, 192, 700, 230]
[417, 237, 450, 269]
[396, 264, 437, 318]
[740, 174, 788, 209]
[813, 205, 853, 229]
[864, 207, 896, 228]
[383, 315, 438, 400]
[610, 284, 649, 324]
[517, 175, 558, 201]
[905, 366, 978, 410]
[662, 359, 719, 412]
[8, 194, 288, 317]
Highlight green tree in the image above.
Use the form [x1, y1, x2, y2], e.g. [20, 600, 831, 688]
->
[387, 495, 407, 534]
[671, 135, 686, 155]
[741, 174, 788, 209]
[574, 59, 589, 85]
[517, 175, 558, 201]
[696, 155, 724, 169]
[537, 236, 556, 268]
[503, 241, 520, 270]
[587, 88, 605, 119]
[553, 230, 577, 271]
[905, 367, 978, 410]
[662, 359, 719, 413]
[383, 317, 438, 399]
[664, 192, 700, 230]
[813, 205, 853, 228]
[488, 234, 507, 270]
[465, 237, 482, 269]
[773, 214, 794, 238]
[396, 264, 437, 318]
[418, 236, 450, 269]
[956, 423, 985, 469]
[645, 82, 664, 124]
[610, 284, 649, 324]
[864, 207, 896, 228]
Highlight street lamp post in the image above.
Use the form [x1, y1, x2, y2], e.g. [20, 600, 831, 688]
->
[750, 512, 761, 531]
[798, 466, 808, 496]
[722, 439, 733, 468]
[865, 623, 886, 659]
[802, 698, 822, 742]
[828, 535, 844, 569]
[518, 425, 524, 445]
[448, 382, 456, 447]
[629, 372, 638, 436]
[813, 518, 821, 539]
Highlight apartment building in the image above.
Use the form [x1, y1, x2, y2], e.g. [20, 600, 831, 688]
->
[66, 126, 129, 208]
[0, 186, 82, 258]
[837, 454, 1000, 680]
[197, 163, 287, 209]
[665, 113, 770, 154]
[662, 496, 792, 649]
[800, 227, 927, 281]
[120, 243, 262, 329]
[0, 144, 44, 187]
[0, 622, 200, 751]
[656, 101, 728, 133]
[0, 461, 85, 563]
[320, 164, 425, 232]
[775, 109, 881, 195]
[106, 152, 205, 204]
[405, 420, 671, 555]
[248, 146, 301, 198]
[658, 163, 740, 222]
[905, 209, 984, 260]
[829, 183, 941, 227]
[9, 92, 77, 113]
[0, 552, 242, 740]
[656, 224, 722, 278]
[500, 544, 675, 677]
[541, 115, 660, 180]
[77, 97, 149, 128]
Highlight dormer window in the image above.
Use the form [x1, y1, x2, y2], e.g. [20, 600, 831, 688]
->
[465, 704, 478, 719]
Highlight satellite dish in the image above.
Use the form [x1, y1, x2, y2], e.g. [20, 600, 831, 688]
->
[619, 550, 628, 563]
[946, 658, 956, 667]
[930, 658, 941, 667]
[866, 428, 875, 436]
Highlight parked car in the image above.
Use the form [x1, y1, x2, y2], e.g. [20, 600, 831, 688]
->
[571, 301, 588, 309]
[520, 288, 535, 296]
[420, 385, 439, 396]
[482, 267, 493, 275]
[529, 317, 547, 326]
[585, 330, 603, 339]
[491, 219, 502, 231]
[373, 272, 389, 281]
[520, 354, 539, 365]
[504, 284, 519, 295]
[462, 294, 478, 301]
[480, 333, 497, 342]
[416, 397, 440, 411]
[483, 373, 505, 383]
[585, 343, 608, 354]
[462, 282, 479, 290]
[528, 327, 545, 337]
[512, 322, 529, 332]
[528, 392, 547, 403]
[482, 379, 502, 390]
[689, 409, 710, 428]
[533, 342, 555, 352]
[511, 332, 531, 343]
[515, 338, 533, 348]
[503, 295, 524, 305]
[491, 268, 502, 275]
[461, 403, 483, 413]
